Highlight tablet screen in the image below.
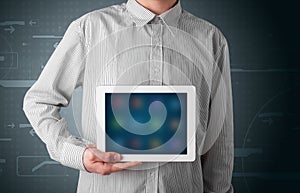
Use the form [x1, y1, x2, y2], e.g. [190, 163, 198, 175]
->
[105, 93, 187, 154]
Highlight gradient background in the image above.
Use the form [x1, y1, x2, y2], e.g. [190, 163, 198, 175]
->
[0, 0, 299, 192]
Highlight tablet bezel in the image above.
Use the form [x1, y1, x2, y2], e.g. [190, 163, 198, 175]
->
[95, 85, 196, 162]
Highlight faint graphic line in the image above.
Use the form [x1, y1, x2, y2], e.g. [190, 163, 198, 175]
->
[4, 26, 15, 34]
[0, 80, 35, 87]
[0, 21, 25, 26]
[0, 138, 12, 142]
[231, 68, 298, 73]
[241, 89, 290, 193]
[31, 161, 59, 172]
[258, 112, 284, 118]
[242, 91, 289, 149]
[32, 35, 63, 39]
[16, 156, 69, 177]
[53, 41, 59, 48]
[234, 148, 263, 157]
[19, 123, 32, 128]
[29, 129, 36, 136]
[0, 52, 18, 69]
[258, 112, 284, 125]
[28, 20, 37, 26]
[7, 122, 15, 129]
[233, 172, 300, 180]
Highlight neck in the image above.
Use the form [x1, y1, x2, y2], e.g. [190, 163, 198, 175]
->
[135, 0, 178, 15]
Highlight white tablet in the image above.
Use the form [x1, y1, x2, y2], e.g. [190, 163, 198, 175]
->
[95, 85, 196, 162]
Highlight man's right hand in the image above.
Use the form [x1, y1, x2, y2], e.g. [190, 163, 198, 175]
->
[82, 144, 141, 175]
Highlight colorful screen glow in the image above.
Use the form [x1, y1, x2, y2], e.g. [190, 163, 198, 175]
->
[105, 93, 187, 154]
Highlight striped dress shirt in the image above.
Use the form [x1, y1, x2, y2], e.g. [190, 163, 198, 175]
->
[22, 0, 234, 192]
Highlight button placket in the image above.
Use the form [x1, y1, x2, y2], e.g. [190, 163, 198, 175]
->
[146, 17, 162, 192]
[150, 17, 163, 85]
[145, 164, 159, 193]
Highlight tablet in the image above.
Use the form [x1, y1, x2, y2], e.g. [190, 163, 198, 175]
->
[95, 85, 196, 162]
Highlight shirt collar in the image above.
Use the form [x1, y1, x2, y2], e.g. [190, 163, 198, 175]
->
[126, 0, 182, 27]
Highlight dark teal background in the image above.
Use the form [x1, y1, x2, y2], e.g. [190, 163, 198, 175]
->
[0, 0, 299, 192]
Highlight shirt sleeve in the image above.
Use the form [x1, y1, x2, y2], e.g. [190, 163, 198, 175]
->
[201, 36, 234, 193]
[22, 18, 90, 171]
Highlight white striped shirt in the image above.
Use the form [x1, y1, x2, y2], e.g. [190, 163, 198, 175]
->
[23, 0, 234, 192]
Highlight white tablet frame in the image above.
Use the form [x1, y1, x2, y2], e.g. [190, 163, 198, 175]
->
[95, 85, 196, 162]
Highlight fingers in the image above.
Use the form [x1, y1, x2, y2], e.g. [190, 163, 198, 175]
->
[88, 147, 121, 163]
[93, 161, 142, 175]
[83, 144, 142, 175]
[92, 162, 113, 175]
[111, 161, 142, 171]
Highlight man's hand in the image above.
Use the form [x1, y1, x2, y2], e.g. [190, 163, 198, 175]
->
[82, 144, 141, 175]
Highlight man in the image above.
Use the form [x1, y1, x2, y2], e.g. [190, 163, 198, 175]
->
[23, 0, 234, 192]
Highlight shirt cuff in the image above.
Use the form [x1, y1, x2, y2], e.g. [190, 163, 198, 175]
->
[59, 142, 87, 172]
